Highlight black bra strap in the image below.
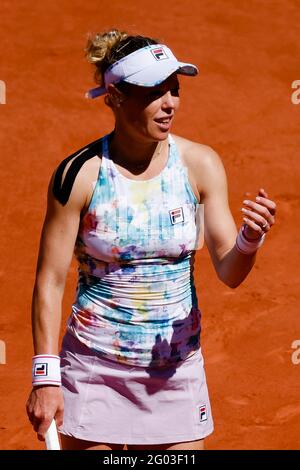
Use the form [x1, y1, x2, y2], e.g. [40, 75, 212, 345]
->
[53, 137, 103, 206]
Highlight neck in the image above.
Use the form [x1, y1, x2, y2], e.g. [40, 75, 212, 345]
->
[109, 129, 166, 168]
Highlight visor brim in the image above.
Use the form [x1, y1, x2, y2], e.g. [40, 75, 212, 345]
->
[124, 60, 198, 87]
[86, 61, 199, 98]
[85, 87, 107, 99]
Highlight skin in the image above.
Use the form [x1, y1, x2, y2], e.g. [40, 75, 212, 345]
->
[26, 71, 277, 450]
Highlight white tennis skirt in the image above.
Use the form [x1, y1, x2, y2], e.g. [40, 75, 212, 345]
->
[58, 331, 214, 445]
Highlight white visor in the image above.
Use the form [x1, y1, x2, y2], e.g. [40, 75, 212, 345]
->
[86, 44, 198, 99]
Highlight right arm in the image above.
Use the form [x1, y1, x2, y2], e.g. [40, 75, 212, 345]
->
[26, 155, 98, 440]
[32, 170, 84, 356]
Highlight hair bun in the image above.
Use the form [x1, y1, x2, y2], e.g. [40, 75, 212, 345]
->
[85, 29, 128, 65]
[85, 29, 128, 86]
[85, 29, 158, 88]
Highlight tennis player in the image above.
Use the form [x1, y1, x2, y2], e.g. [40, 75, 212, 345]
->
[26, 29, 276, 450]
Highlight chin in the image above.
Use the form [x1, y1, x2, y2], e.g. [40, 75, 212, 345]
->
[148, 128, 171, 142]
[153, 133, 169, 142]
[133, 124, 171, 143]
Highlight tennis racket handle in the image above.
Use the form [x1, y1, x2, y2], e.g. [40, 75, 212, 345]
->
[45, 419, 60, 450]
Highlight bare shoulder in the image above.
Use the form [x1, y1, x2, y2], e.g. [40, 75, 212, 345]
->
[171, 134, 225, 197]
[50, 144, 102, 214]
[171, 134, 222, 168]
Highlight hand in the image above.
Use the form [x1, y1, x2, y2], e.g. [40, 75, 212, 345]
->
[241, 188, 277, 239]
[26, 385, 64, 441]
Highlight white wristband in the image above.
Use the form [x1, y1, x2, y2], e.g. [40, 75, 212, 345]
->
[235, 225, 266, 255]
[32, 355, 61, 387]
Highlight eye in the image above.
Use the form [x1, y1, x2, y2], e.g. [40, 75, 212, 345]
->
[149, 89, 164, 98]
[147, 86, 180, 100]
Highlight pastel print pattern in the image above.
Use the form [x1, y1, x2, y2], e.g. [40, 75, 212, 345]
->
[68, 134, 202, 367]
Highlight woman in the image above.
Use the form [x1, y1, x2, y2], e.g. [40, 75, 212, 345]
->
[26, 29, 277, 450]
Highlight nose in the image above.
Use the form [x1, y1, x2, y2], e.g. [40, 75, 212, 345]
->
[162, 91, 176, 110]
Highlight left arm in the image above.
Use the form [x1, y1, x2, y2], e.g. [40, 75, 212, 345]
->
[191, 145, 276, 288]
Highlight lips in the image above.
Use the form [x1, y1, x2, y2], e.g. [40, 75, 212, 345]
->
[154, 116, 173, 131]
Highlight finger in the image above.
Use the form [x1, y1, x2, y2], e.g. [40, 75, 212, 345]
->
[37, 417, 52, 441]
[54, 407, 64, 428]
[241, 207, 269, 229]
[255, 195, 276, 215]
[33, 416, 42, 433]
[243, 196, 276, 220]
[243, 190, 276, 215]
[243, 217, 267, 235]
[241, 210, 270, 232]
[242, 200, 274, 224]
[258, 188, 278, 215]
[28, 413, 35, 424]
[259, 188, 269, 198]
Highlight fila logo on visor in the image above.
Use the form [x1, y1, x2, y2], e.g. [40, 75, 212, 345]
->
[169, 207, 184, 225]
[34, 363, 48, 376]
[151, 47, 169, 61]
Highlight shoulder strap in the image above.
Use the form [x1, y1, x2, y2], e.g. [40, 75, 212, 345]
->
[168, 133, 175, 145]
[53, 137, 103, 206]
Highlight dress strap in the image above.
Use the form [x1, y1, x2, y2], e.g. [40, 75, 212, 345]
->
[168, 133, 175, 145]
[53, 137, 102, 206]
[167, 134, 198, 204]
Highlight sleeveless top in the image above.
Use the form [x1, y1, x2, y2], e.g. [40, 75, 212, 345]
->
[67, 133, 202, 368]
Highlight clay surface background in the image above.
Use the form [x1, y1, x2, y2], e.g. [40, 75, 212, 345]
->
[0, 0, 299, 449]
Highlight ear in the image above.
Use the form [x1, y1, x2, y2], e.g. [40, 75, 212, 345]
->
[107, 84, 125, 108]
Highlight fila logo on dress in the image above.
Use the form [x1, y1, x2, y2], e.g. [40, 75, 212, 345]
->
[151, 47, 169, 61]
[169, 207, 184, 225]
[199, 404, 208, 422]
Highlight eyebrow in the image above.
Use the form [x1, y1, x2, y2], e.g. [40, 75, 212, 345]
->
[154, 81, 180, 91]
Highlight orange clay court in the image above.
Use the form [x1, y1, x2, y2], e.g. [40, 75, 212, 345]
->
[0, 0, 299, 450]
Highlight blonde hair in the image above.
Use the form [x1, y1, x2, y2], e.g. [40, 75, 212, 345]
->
[85, 28, 159, 88]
